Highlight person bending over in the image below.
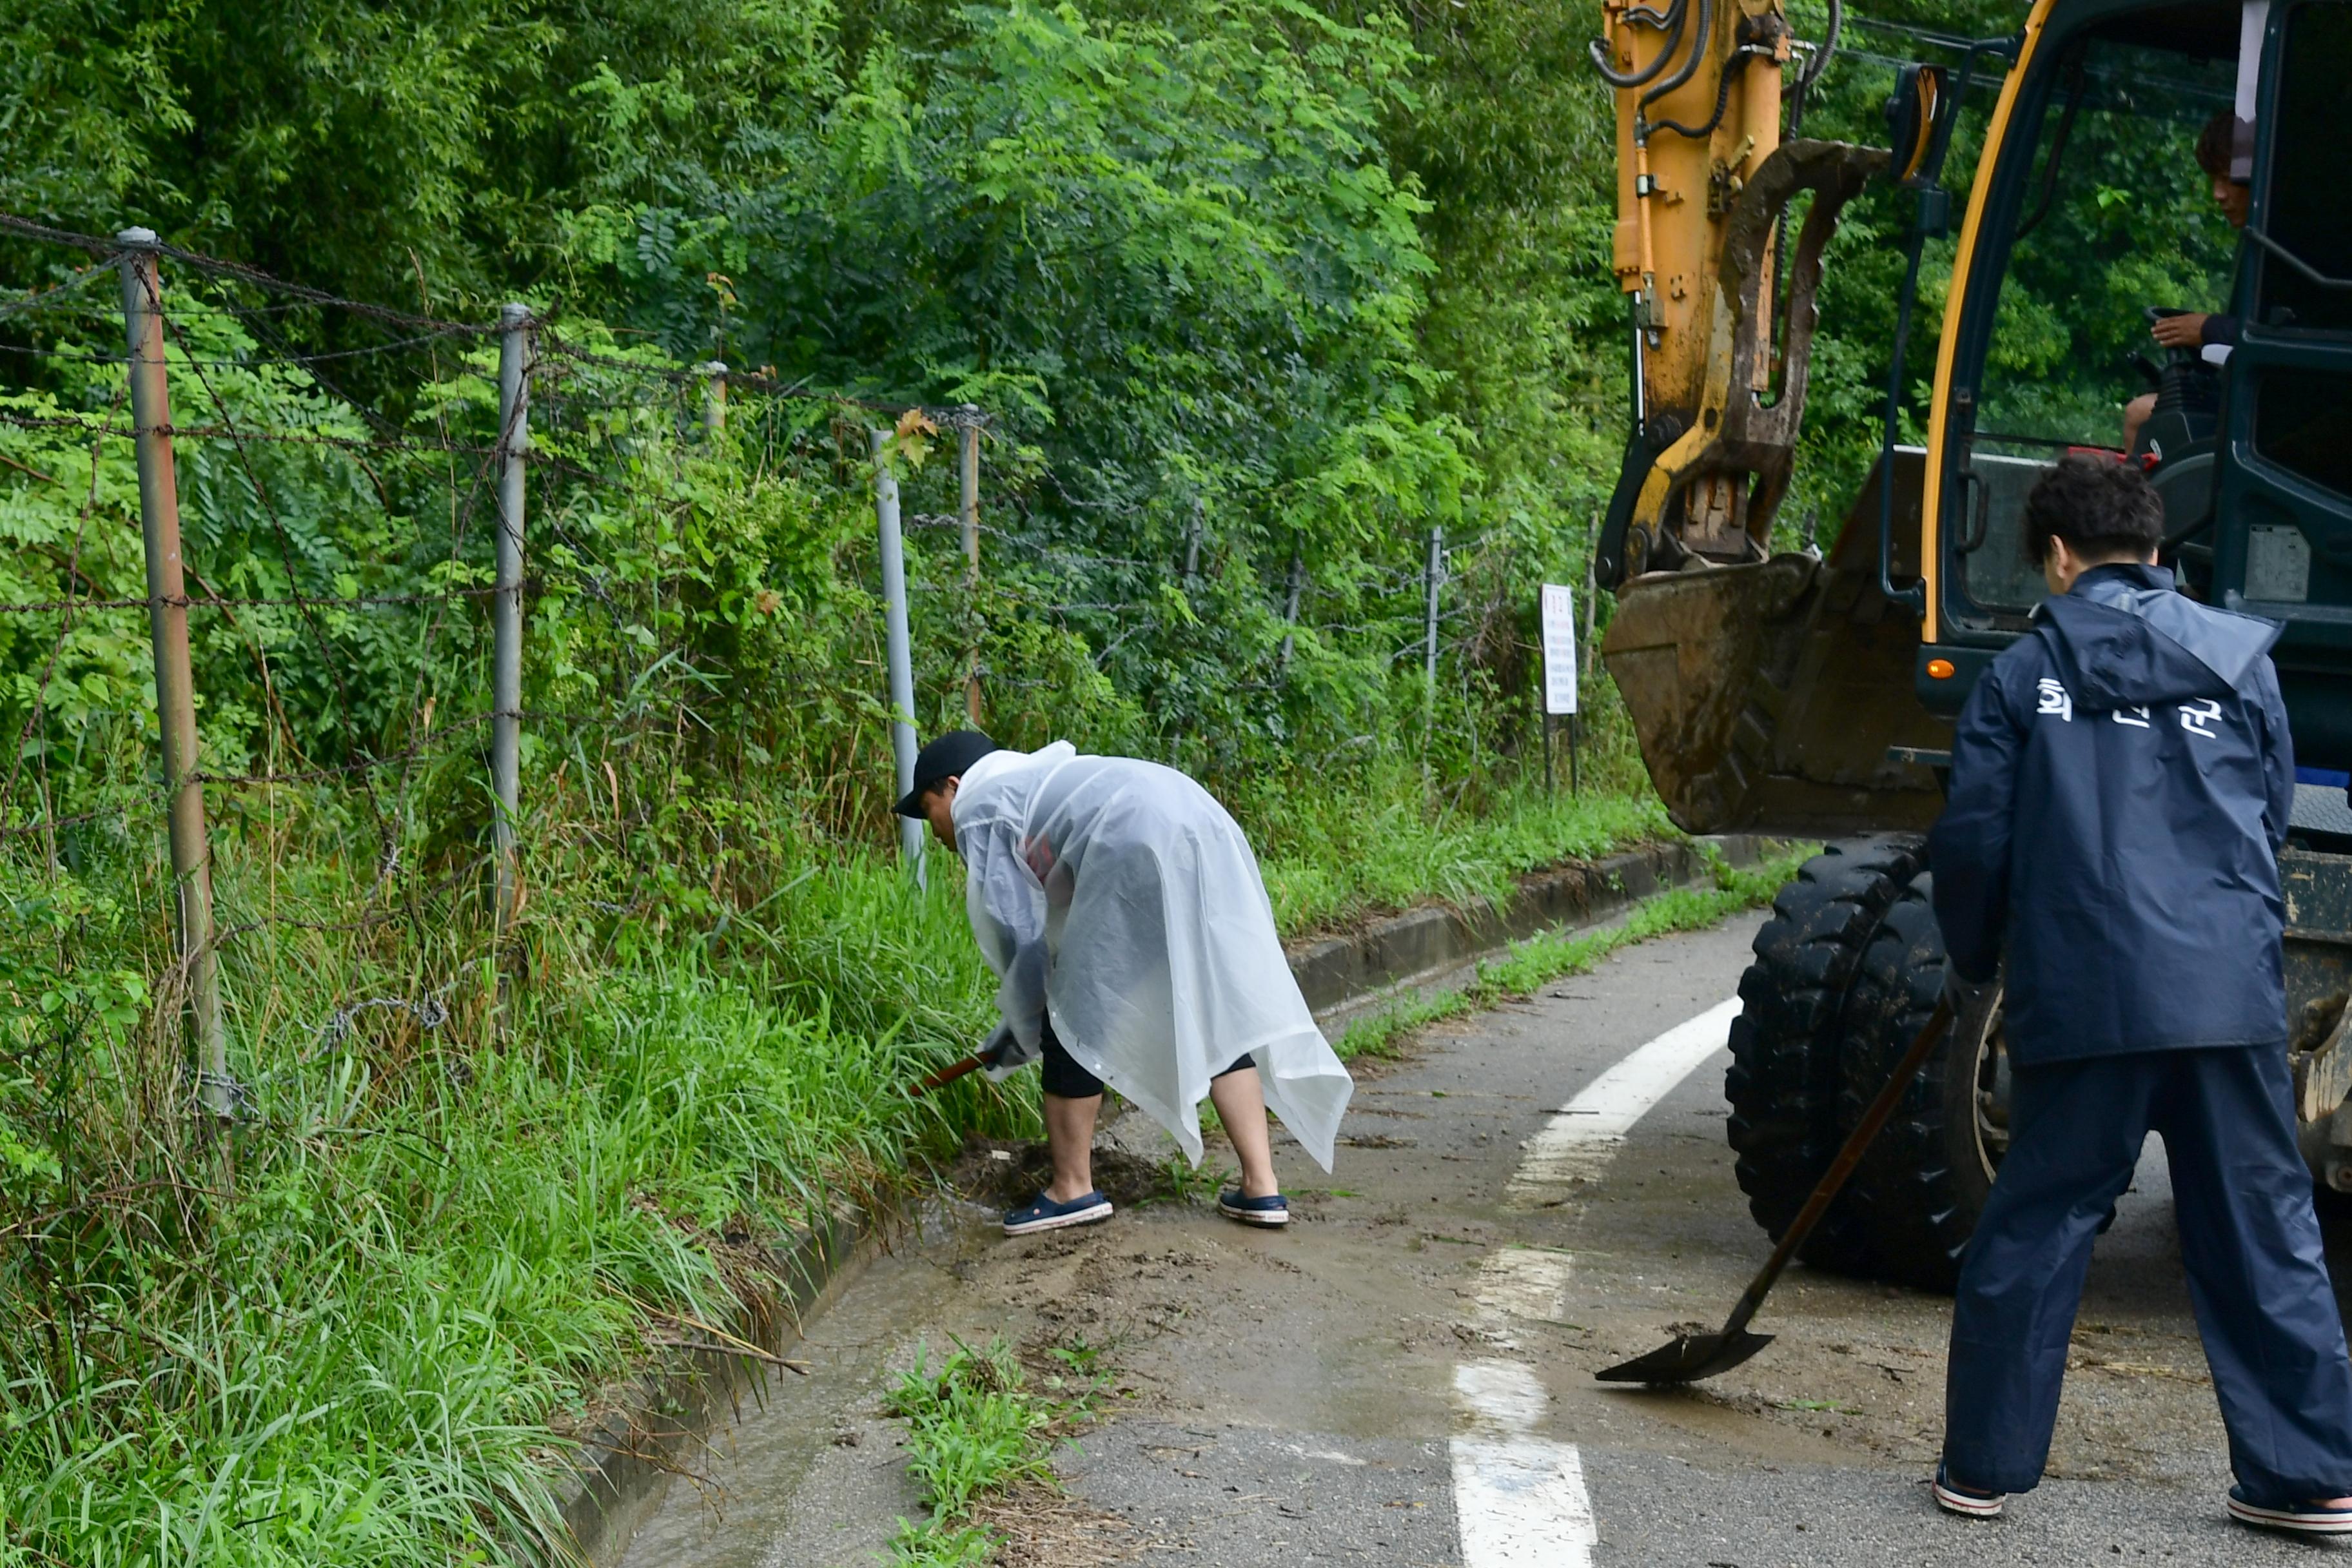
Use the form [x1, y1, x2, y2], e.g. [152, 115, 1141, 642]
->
[1928, 454, 2352, 1536]
[897, 730, 1354, 1237]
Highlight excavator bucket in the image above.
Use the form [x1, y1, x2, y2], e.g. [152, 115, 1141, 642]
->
[1600, 449, 1953, 836]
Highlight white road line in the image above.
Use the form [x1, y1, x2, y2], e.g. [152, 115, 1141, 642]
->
[1464, 1246, 1576, 1351]
[1453, 995, 1743, 1567]
[1452, 1358, 1598, 1565]
[1504, 995, 1742, 1207]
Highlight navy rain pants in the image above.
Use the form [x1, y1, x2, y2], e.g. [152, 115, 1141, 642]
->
[1945, 1044, 2352, 1500]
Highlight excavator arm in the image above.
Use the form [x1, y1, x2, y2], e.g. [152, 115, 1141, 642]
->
[1592, 0, 1881, 582]
[1589, 0, 1954, 834]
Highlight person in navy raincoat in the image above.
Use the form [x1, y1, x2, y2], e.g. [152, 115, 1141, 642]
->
[1928, 454, 2352, 1536]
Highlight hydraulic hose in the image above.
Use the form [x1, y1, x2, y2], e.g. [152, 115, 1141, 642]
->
[1788, 0, 1842, 137]
[1638, 0, 1715, 135]
[1589, 0, 1688, 90]
[1651, 44, 1767, 141]
[1798, 0, 1842, 94]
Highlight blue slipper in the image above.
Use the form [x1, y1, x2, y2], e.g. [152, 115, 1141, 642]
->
[1217, 1190, 1289, 1227]
[2228, 1485, 2352, 1535]
[1002, 1189, 1112, 1237]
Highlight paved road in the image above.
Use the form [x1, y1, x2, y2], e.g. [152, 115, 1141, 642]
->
[618, 914, 2352, 1566]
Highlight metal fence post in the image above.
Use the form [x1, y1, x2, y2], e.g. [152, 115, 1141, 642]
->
[1582, 549, 1600, 681]
[697, 361, 727, 435]
[957, 405, 983, 725]
[1279, 539, 1304, 671]
[117, 228, 231, 1117]
[872, 429, 923, 869]
[1578, 553, 1592, 794]
[1422, 524, 1444, 754]
[492, 304, 530, 925]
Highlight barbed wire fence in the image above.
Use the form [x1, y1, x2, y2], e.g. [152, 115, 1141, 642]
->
[0, 211, 1592, 1130]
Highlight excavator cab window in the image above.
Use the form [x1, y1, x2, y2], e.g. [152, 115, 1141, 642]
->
[2237, 6, 2352, 510]
[1941, 12, 2243, 634]
[2207, 0, 2352, 771]
[2249, 8, 2352, 338]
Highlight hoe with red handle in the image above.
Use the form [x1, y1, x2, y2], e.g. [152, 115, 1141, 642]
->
[1596, 997, 1956, 1386]
[912, 1054, 986, 1096]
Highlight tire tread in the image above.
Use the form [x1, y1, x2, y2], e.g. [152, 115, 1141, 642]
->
[1724, 835, 1927, 1271]
[1836, 876, 1989, 1292]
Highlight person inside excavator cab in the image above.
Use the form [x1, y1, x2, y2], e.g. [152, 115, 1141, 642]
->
[2121, 111, 2251, 455]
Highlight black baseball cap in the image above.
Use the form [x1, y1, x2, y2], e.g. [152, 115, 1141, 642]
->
[892, 730, 1000, 817]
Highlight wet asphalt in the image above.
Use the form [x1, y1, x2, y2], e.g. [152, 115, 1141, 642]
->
[614, 913, 2352, 1566]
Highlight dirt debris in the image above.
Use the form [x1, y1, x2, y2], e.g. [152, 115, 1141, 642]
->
[971, 1481, 1141, 1567]
[948, 1135, 1188, 1210]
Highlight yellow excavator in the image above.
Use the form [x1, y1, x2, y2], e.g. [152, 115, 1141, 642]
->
[1591, 0, 2352, 1286]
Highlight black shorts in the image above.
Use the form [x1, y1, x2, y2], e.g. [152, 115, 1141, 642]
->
[1037, 1021, 1254, 1100]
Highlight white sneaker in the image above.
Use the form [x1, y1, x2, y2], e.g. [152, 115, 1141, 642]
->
[1932, 1467, 2004, 1519]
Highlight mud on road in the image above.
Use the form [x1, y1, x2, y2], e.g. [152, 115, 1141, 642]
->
[618, 916, 2352, 1567]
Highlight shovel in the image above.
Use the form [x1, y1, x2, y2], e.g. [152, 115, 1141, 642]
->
[1596, 997, 1956, 1386]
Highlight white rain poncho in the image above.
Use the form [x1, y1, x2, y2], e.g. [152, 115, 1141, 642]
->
[954, 742, 1353, 1170]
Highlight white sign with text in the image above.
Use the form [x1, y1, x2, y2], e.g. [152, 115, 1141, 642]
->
[1541, 583, 1578, 716]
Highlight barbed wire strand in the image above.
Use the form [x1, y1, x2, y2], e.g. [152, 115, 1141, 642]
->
[0, 257, 122, 329]
[0, 586, 507, 617]
[0, 408, 497, 458]
[0, 329, 487, 372]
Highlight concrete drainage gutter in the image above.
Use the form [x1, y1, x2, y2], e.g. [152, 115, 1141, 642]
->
[1289, 832, 1773, 1024]
[556, 832, 1779, 1564]
[554, 1210, 864, 1563]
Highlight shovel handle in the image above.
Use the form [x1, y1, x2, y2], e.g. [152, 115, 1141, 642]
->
[913, 1054, 986, 1097]
[1721, 996, 1957, 1340]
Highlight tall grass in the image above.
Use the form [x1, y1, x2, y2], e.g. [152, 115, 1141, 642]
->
[1244, 675, 1667, 933]
[1257, 774, 1671, 934]
[0, 961, 1029, 1565]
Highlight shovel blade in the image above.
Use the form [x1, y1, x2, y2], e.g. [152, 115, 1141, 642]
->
[1595, 1328, 1776, 1386]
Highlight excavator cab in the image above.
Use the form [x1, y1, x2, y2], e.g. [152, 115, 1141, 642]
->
[1589, 0, 2352, 1288]
[1915, 0, 2352, 789]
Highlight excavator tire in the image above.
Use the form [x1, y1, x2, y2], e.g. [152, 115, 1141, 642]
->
[1836, 875, 2002, 1292]
[1724, 835, 1928, 1271]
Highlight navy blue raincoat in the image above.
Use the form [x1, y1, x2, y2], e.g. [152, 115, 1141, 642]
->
[1929, 562, 2295, 1066]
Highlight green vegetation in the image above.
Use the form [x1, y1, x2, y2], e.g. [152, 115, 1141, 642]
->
[1335, 846, 1816, 1061]
[884, 1337, 1106, 1567]
[1255, 760, 1669, 934]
